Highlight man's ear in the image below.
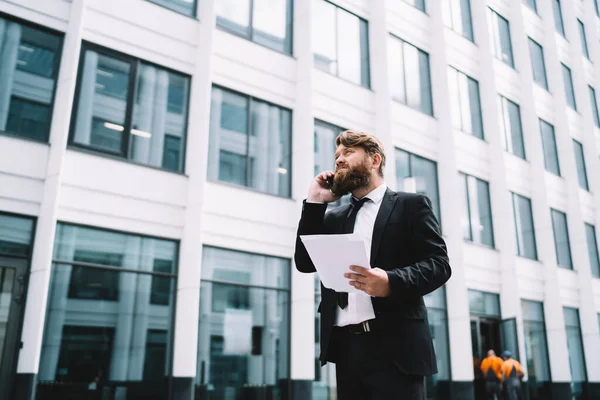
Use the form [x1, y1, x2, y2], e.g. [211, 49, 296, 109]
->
[371, 153, 382, 170]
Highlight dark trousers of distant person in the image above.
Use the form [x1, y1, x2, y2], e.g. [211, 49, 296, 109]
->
[331, 327, 425, 400]
[485, 380, 502, 400]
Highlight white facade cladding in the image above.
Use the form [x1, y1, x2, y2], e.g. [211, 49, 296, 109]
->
[0, 0, 600, 399]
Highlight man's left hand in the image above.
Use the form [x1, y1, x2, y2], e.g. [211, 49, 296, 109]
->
[345, 266, 391, 297]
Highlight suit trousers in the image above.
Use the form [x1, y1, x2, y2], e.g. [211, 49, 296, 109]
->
[331, 326, 425, 400]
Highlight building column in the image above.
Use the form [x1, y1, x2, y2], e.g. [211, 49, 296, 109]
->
[289, 0, 315, 398]
[14, 2, 86, 399]
[557, 0, 600, 390]
[429, 3, 474, 399]
[171, 1, 216, 399]
[470, 0, 528, 370]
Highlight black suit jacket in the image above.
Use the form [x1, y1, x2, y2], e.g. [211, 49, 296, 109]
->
[294, 189, 451, 376]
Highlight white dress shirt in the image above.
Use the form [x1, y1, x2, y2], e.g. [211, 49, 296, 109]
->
[335, 183, 387, 327]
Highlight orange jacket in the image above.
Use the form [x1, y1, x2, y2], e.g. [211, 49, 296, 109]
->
[480, 356, 503, 381]
[502, 359, 524, 379]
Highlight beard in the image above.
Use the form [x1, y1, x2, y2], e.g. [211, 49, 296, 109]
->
[331, 158, 372, 196]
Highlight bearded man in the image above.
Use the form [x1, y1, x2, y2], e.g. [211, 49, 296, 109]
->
[294, 129, 452, 399]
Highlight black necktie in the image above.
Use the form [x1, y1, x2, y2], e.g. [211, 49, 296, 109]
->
[338, 196, 369, 309]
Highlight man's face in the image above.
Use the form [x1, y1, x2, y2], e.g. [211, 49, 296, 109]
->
[331, 145, 373, 196]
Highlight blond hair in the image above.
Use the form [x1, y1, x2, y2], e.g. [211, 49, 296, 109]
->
[335, 130, 386, 177]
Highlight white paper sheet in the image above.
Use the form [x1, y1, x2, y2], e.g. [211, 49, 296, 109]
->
[299, 233, 371, 294]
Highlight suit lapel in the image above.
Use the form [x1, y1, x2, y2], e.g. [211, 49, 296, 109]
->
[370, 189, 398, 265]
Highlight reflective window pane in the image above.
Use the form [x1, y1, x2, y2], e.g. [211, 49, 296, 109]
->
[461, 174, 494, 247]
[562, 64, 577, 110]
[129, 64, 189, 171]
[395, 149, 441, 223]
[540, 119, 560, 176]
[208, 87, 292, 197]
[389, 36, 433, 116]
[573, 140, 589, 191]
[0, 213, 35, 257]
[468, 290, 500, 317]
[553, 0, 565, 36]
[216, 0, 251, 37]
[313, 0, 370, 87]
[449, 67, 483, 139]
[424, 287, 450, 398]
[589, 86, 600, 128]
[490, 9, 514, 67]
[564, 307, 587, 398]
[403, 0, 426, 12]
[148, 0, 196, 16]
[446, 0, 474, 41]
[38, 224, 178, 399]
[0, 18, 61, 141]
[314, 120, 350, 206]
[521, 300, 551, 397]
[551, 209, 572, 269]
[197, 247, 290, 399]
[529, 39, 548, 90]
[523, 0, 537, 12]
[512, 193, 537, 260]
[578, 20, 590, 59]
[253, 0, 293, 54]
[499, 96, 525, 159]
[585, 223, 600, 278]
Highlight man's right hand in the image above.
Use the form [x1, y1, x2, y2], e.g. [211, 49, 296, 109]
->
[307, 171, 341, 203]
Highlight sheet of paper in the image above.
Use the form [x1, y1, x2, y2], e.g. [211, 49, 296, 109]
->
[300, 233, 371, 294]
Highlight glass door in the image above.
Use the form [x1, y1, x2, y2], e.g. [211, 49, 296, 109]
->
[0, 257, 29, 400]
[500, 317, 520, 361]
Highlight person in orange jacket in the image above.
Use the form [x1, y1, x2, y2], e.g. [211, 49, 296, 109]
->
[480, 349, 503, 400]
[501, 351, 524, 400]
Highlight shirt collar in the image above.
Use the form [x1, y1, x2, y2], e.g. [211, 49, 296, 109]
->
[354, 183, 387, 205]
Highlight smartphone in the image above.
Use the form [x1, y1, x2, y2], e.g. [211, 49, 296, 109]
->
[326, 175, 334, 189]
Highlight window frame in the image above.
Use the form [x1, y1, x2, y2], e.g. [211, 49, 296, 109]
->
[448, 66, 484, 139]
[499, 95, 526, 159]
[590, 86, 600, 128]
[0, 211, 37, 259]
[388, 33, 434, 116]
[539, 119, 561, 176]
[402, 0, 427, 14]
[552, 0, 566, 37]
[523, 0, 538, 14]
[146, 0, 198, 18]
[585, 223, 600, 278]
[528, 38, 548, 90]
[577, 19, 590, 60]
[68, 41, 191, 174]
[460, 173, 495, 248]
[550, 208, 573, 270]
[562, 63, 577, 110]
[446, 0, 475, 42]
[0, 12, 64, 143]
[489, 8, 515, 68]
[511, 192, 538, 260]
[573, 139, 589, 191]
[208, 84, 293, 198]
[215, 0, 294, 56]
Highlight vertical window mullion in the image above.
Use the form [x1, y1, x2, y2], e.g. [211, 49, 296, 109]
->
[246, 96, 253, 187]
[249, 0, 255, 40]
[401, 41, 408, 105]
[123, 58, 139, 158]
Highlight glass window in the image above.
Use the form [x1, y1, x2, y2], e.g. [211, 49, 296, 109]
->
[70, 45, 190, 172]
[595, 0, 600, 17]
[0, 17, 61, 141]
[424, 287, 450, 398]
[521, 300, 551, 399]
[489, 9, 514, 67]
[460, 173, 494, 247]
[512, 193, 538, 260]
[498, 96, 525, 159]
[197, 247, 290, 399]
[551, 209, 573, 269]
[562, 64, 577, 110]
[445, 0, 474, 42]
[578, 20, 590, 60]
[529, 38, 548, 90]
[147, 0, 197, 16]
[448, 67, 484, 139]
[216, 0, 293, 54]
[540, 119, 560, 176]
[313, 275, 336, 398]
[207, 86, 292, 197]
[313, 0, 370, 88]
[388, 35, 433, 116]
[553, 0, 565, 36]
[523, 0, 537, 12]
[37, 224, 178, 398]
[573, 140, 589, 191]
[395, 148, 441, 222]
[585, 223, 600, 278]
[0, 213, 35, 257]
[589, 86, 600, 128]
[468, 290, 501, 316]
[314, 120, 350, 207]
[563, 308, 587, 398]
[403, 0, 426, 12]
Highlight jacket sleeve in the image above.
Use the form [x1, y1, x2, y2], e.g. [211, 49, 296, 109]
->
[294, 200, 328, 273]
[385, 194, 452, 298]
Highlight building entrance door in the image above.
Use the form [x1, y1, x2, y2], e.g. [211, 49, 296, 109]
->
[0, 257, 29, 400]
